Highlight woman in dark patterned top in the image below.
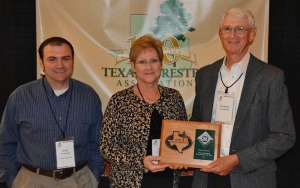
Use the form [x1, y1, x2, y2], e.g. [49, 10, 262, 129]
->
[100, 34, 188, 188]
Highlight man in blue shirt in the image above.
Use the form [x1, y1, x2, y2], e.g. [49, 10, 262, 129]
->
[0, 37, 105, 188]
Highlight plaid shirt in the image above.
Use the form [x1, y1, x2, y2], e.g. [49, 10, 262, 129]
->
[0, 78, 105, 186]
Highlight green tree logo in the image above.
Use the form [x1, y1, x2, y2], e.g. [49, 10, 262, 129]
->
[151, 0, 195, 42]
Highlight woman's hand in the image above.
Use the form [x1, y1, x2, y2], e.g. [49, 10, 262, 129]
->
[169, 164, 188, 170]
[143, 155, 170, 173]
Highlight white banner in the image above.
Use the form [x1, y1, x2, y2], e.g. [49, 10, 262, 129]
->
[36, 0, 269, 115]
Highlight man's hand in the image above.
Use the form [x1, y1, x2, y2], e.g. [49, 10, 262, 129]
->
[200, 154, 239, 176]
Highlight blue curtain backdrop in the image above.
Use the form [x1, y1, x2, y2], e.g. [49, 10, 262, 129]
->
[0, 0, 299, 187]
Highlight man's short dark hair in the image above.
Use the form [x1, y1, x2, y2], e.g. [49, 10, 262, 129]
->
[38, 37, 74, 60]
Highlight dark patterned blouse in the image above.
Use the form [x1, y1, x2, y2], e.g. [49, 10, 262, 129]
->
[100, 85, 187, 188]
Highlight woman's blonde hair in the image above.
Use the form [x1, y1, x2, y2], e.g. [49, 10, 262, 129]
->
[129, 34, 163, 63]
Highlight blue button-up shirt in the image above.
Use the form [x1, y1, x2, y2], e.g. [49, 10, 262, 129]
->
[0, 78, 105, 186]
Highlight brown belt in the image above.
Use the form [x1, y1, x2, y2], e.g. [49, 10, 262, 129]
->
[22, 163, 87, 180]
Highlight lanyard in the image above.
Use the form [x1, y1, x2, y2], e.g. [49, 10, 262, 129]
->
[42, 77, 73, 139]
[136, 83, 161, 103]
[220, 71, 243, 93]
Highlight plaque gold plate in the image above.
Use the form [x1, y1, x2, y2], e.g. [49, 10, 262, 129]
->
[159, 120, 221, 168]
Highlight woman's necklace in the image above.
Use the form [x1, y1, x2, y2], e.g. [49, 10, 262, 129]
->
[136, 84, 161, 104]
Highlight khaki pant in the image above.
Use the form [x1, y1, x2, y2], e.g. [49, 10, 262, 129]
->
[12, 165, 98, 188]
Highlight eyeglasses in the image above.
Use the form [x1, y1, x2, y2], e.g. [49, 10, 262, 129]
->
[135, 58, 160, 65]
[220, 26, 253, 34]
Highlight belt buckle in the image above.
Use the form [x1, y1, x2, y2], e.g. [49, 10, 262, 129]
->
[53, 169, 64, 180]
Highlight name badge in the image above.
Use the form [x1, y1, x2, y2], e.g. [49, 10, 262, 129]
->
[215, 92, 235, 125]
[152, 139, 160, 164]
[55, 138, 75, 169]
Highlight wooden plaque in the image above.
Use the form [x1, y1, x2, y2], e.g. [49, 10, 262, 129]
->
[159, 120, 221, 168]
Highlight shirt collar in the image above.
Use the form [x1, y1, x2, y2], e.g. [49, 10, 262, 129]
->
[221, 52, 250, 74]
[42, 77, 72, 97]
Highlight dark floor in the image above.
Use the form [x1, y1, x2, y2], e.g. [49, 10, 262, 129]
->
[0, 176, 193, 188]
[99, 176, 193, 188]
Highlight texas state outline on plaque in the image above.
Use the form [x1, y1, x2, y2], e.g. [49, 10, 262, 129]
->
[165, 131, 193, 153]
